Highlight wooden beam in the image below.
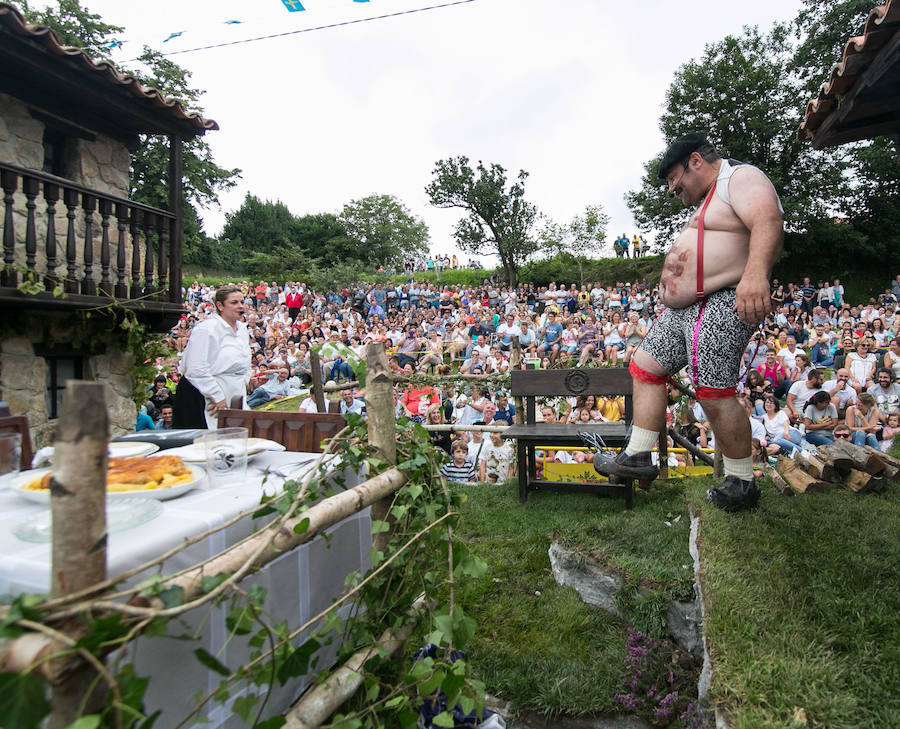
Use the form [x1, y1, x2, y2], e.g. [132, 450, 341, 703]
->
[167, 134, 184, 305]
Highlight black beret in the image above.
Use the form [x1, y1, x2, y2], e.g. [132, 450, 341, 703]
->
[657, 131, 709, 179]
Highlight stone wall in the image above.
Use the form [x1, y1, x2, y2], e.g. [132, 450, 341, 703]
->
[0, 312, 137, 449]
[0, 92, 134, 278]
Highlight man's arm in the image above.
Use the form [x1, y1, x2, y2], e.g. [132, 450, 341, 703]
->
[730, 168, 784, 325]
[785, 390, 799, 420]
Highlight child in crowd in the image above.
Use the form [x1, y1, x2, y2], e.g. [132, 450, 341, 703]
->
[878, 412, 900, 452]
[479, 431, 515, 483]
[440, 439, 476, 483]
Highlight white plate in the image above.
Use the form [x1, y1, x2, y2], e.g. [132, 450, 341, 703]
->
[13, 497, 163, 542]
[169, 437, 285, 464]
[11, 464, 206, 505]
[109, 441, 160, 458]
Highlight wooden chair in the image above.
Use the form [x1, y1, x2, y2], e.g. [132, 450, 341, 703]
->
[0, 415, 34, 471]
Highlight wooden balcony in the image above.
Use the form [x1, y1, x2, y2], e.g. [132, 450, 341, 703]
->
[0, 161, 184, 330]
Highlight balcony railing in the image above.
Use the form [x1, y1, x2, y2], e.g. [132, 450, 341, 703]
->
[0, 161, 182, 311]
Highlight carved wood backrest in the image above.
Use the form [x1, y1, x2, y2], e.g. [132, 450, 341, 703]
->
[509, 368, 634, 425]
[218, 409, 345, 452]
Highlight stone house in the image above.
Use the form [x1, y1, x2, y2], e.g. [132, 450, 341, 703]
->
[0, 3, 218, 447]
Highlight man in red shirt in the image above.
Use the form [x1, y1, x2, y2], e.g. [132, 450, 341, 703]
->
[285, 285, 303, 321]
[254, 281, 268, 309]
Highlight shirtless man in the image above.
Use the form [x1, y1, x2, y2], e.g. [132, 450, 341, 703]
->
[593, 131, 783, 512]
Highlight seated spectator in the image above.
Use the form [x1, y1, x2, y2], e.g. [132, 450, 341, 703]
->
[441, 439, 477, 483]
[757, 350, 790, 399]
[883, 338, 900, 381]
[802, 391, 837, 447]
[247, 368, 291, 408]
[846, 392, 885, 448]
[786, 368, 825, 426]
[846, 338, 877, 392]
[823, 368, 857, 415]
[340, 388, 366, 416]
[426, 405, 452, 455]
[136, 407, 155, 431]
[760, 396, 799, 456]
[155, 404, 174, 430]
[867, 368, 900, 415]
[493, 392, 516, 425]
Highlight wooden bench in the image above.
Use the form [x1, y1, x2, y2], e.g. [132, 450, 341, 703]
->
[502, 368, 665, 508]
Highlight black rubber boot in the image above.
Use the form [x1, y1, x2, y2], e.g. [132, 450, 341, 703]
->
[592, 450, 659, 481]
[706, 475, 760, 513]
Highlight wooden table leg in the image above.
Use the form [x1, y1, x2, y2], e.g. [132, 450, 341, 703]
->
[517, 440, 528, 503]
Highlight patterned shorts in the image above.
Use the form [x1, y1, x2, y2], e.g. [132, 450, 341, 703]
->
[639, 288, 754, 390]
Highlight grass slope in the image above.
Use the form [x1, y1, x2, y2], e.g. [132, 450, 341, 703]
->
[684, 475, 900, 729]
[448, 481, 695, 718]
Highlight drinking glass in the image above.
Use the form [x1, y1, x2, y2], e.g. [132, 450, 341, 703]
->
[199, 427, 248, 488]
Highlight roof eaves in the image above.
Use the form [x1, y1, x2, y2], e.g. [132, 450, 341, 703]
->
[0, 2, 218, 136]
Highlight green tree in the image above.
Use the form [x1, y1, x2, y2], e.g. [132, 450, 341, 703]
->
[539, 205, 610, 286]
[425, 157, 539, 287]
[8, 0, 122, 60]
[627, 5, 898, 271]
[338, 194, 429, 271]
[220, 193, 299, 258]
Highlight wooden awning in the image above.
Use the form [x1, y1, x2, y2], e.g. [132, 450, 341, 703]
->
[798, 0, 900, 148]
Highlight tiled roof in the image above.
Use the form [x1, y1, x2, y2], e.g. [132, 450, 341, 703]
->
[798, 0, 900, 145]
[0, 2, 218, 135]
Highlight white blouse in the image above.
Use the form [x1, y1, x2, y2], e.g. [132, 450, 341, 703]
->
[180, 316, 252, 402]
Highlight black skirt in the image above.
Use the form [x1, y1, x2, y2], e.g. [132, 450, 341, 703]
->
[172, 376, 208, 429]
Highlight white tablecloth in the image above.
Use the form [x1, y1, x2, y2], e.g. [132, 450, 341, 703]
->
[0, 451, 371, 729]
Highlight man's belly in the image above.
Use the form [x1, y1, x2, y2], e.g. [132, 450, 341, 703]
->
[658, 229, 749, 309]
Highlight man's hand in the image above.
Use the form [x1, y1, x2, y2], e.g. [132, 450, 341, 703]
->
[734, 272, 771, 325]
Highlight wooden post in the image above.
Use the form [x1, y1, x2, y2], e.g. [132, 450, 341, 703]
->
[657, 426, 669, 480]
[713, 444, 724, 478]
[49, 381, 109, 728]
[511, 336, 524, 425]
[168, 133, 183, 305]
[365, 343, 397, 554]
[310, 350, 326, 413]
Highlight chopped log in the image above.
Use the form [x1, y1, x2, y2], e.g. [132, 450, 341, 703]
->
[769, 470, 793, 496]
[863, 446, 900, 479]
[846, 468, 885, 494]
[774, 456, 826, 493]
[818, 440, 883, 476]
[801, 453, 840, 483]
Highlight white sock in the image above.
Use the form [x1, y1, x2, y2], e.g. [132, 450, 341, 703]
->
[625, 426, 659, 456]
[723, 455, 754, 481]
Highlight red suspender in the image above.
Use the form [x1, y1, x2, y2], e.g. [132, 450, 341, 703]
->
[696, 180, 717, 301]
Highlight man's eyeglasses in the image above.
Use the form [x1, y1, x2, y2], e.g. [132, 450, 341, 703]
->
[834, 433, 851, 439]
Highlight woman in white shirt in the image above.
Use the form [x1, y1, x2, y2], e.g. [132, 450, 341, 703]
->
[173, 285, 252, 429]
[761, 397, 800, 456]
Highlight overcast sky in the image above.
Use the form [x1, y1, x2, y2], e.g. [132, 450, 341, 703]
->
[63, 0, 806, 261]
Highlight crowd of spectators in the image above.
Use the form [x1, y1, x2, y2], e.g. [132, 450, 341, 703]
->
[144, 272, 900, 479]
